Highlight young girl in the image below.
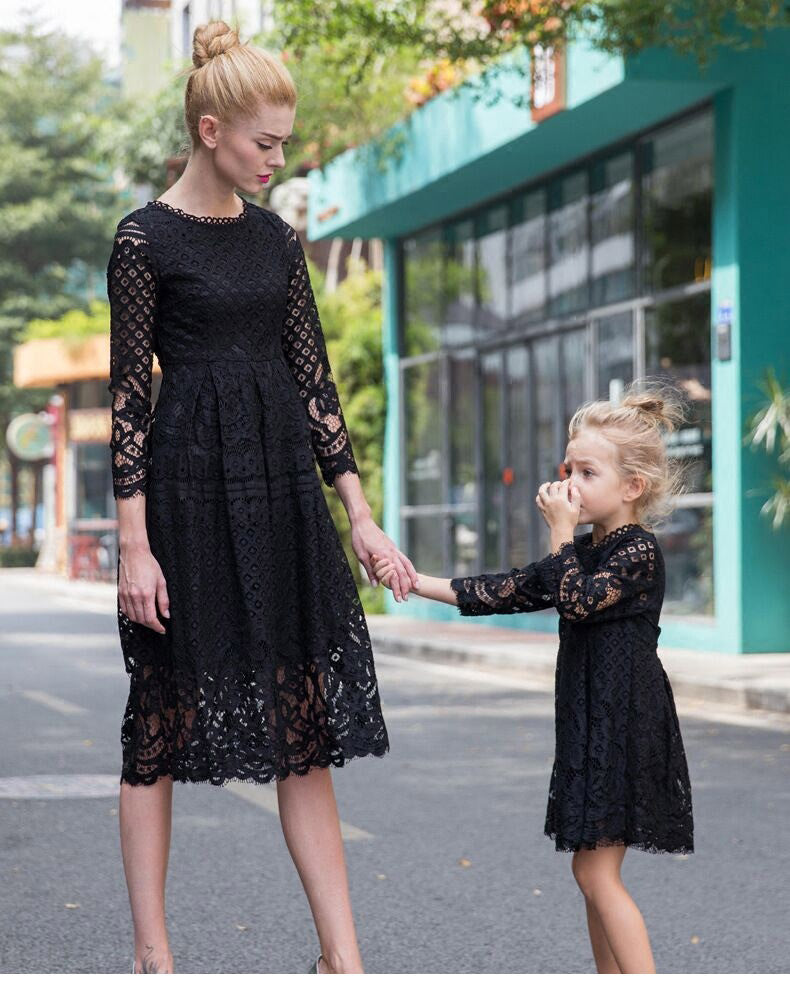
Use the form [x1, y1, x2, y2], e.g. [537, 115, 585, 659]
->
[372, 385, 694, 974]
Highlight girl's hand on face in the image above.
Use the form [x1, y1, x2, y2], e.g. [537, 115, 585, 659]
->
[536, 479, 581, 531]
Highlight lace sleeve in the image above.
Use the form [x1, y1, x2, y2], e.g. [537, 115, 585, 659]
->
[281, 228, 359, 487]
[450, 564, 555, 617]
[106, 219, 157, 500]
[534, 537, 659, 622]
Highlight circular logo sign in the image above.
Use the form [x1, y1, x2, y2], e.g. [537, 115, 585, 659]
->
[6, 412, 54, 461]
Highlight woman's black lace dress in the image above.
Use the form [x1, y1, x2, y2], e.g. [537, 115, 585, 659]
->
[451, 524, 693, 854]
[106, 197, 388, 786]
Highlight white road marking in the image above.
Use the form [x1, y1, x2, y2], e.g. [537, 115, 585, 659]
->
[19, 689, 88, 716]
[4, 633, 117, 649]
[0, 774, 118, 799]
[225, 780, 374, 842]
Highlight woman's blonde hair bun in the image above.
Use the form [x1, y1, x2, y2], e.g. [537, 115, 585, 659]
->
[192, 21, 241, 68]
[179, 20, 297, 151]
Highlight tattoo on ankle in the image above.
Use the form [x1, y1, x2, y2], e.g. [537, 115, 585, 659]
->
[141, 944, 160, 974]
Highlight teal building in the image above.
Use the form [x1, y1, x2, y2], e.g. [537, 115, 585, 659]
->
[307, 33, 790, 654]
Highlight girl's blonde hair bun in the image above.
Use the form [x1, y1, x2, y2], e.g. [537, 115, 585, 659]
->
[620, 387, 685, 436]
[192, 21, 241, 68]
[568, 379, 688, 529]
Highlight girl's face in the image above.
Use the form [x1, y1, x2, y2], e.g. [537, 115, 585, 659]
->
[563, 430, 644, 525]
[201, 100, 296, 195]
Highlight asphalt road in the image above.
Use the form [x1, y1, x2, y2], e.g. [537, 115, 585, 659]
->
[0, 569, 788, 974]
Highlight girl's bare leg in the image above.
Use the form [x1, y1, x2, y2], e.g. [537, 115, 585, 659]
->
[119, 776, 174, 973]
[572, 845, 655, 974]
[277, 767, 363, 974]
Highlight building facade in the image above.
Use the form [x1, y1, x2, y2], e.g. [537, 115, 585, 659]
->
[307, 34, 790, 654]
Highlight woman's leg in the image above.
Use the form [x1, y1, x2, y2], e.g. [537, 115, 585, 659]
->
[119, 776, 174, 973]
[277, 767, 363, 974]
[571, 845, 655, 974]
[583, 899, 621, 973]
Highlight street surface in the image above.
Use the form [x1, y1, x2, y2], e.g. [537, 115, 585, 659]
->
[0, 569, 788, 973]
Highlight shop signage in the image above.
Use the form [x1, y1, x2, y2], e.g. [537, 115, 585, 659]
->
[5, 412, 54, 461]
[68, 408, 112, 444]
[531, 45, 566, 123]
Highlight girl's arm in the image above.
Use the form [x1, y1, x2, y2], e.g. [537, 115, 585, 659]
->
[371, 557, 554, 615]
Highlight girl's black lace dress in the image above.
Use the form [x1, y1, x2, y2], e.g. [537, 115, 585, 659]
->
[451, 524, 693, 854]
[107, 197, 388, 786]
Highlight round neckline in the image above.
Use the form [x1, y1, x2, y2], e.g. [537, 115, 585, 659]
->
[588, 523, 643, 547]
[147, 196, 250, 224]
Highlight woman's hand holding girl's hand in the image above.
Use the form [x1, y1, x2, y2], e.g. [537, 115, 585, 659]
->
[371, 554, 403, 598]
[536, 479, 581, 535]
[118, 545, 170, 634]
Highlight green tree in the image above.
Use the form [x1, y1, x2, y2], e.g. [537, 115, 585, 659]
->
[0, 18, 127, 433]
[312, 259, 388, 612]
[746, 370, 790, 530]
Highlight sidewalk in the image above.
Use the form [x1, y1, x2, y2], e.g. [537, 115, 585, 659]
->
[7, 568, 790, 717]
[366, 614, 790, 716]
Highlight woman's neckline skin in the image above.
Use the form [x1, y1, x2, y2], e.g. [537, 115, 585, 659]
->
[147, 195, 250, 224]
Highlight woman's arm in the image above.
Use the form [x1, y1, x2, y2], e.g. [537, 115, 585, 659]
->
[107, 219, 169, 634]
[280, 227, 417, 598]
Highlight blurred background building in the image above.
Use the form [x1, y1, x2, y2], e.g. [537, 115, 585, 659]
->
[307, 33, 790, 654]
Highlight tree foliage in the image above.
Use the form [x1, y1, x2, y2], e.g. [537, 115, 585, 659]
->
[312, 260, 388, 612]
[0, 18, 127, 430]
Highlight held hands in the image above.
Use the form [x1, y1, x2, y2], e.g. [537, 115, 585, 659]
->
[118, 546, 170, 634]
[536, 479, 581, 534]
[350, 516, 418, 601]
[370, 553, 419, 602]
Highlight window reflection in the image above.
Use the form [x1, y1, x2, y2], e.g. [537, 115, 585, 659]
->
[404, 361, 442, 506]
[596, 312, 634, 400]
[641, 112, 713, 292]
[548, 171, 588, 316]
[405, 514, 445, 576]
[403, 229, 443, 356]
[591, 151, 634, 306]
[477, 206, 509, 334]
[449, 351, 477, 507]
[656, 506, 714, 615]
[645, 294, 712, 494]
[482, 351, 504, 570]
[512, 190, 546, 320]
[506, 346, 531, 567]
[443, 219, 477, 348]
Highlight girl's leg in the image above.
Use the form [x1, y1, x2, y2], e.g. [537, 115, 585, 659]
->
[277, 767, 363, 974]
[571, 845, 655, 974]
[119, 776, 174, 973]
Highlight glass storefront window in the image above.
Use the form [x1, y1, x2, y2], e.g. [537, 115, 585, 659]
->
[505, 346, 531, 567]
[477, 205, 509, 334]
[655, 506, 714, 615]
[443, 218, 477, 348]
[481, 351, 504, 571]
[591, 151, 635, 306]
[405, 513, 445, 576]
[561, 329, 588, 438]
[645, 293, 712, 494]
[596, 311, 634, 400]
[548, 171, 588, 316]
[449, 351, 477, 508]
[403, 228, 443, 356]
[404, 361, 442, 506]
[75, 443, 113, 519]
[641, 112, 713, 292]
[511, 190, 546, 320]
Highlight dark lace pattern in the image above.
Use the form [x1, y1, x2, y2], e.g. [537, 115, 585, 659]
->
[451, 524, 694, 854]
[106, 199, 385, 786]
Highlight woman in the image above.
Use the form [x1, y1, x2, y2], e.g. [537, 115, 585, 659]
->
[108, 21, 416, 975]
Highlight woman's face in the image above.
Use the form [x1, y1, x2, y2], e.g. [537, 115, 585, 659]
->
[563, 430, 643, 525]
[202, 100, 296, 195]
